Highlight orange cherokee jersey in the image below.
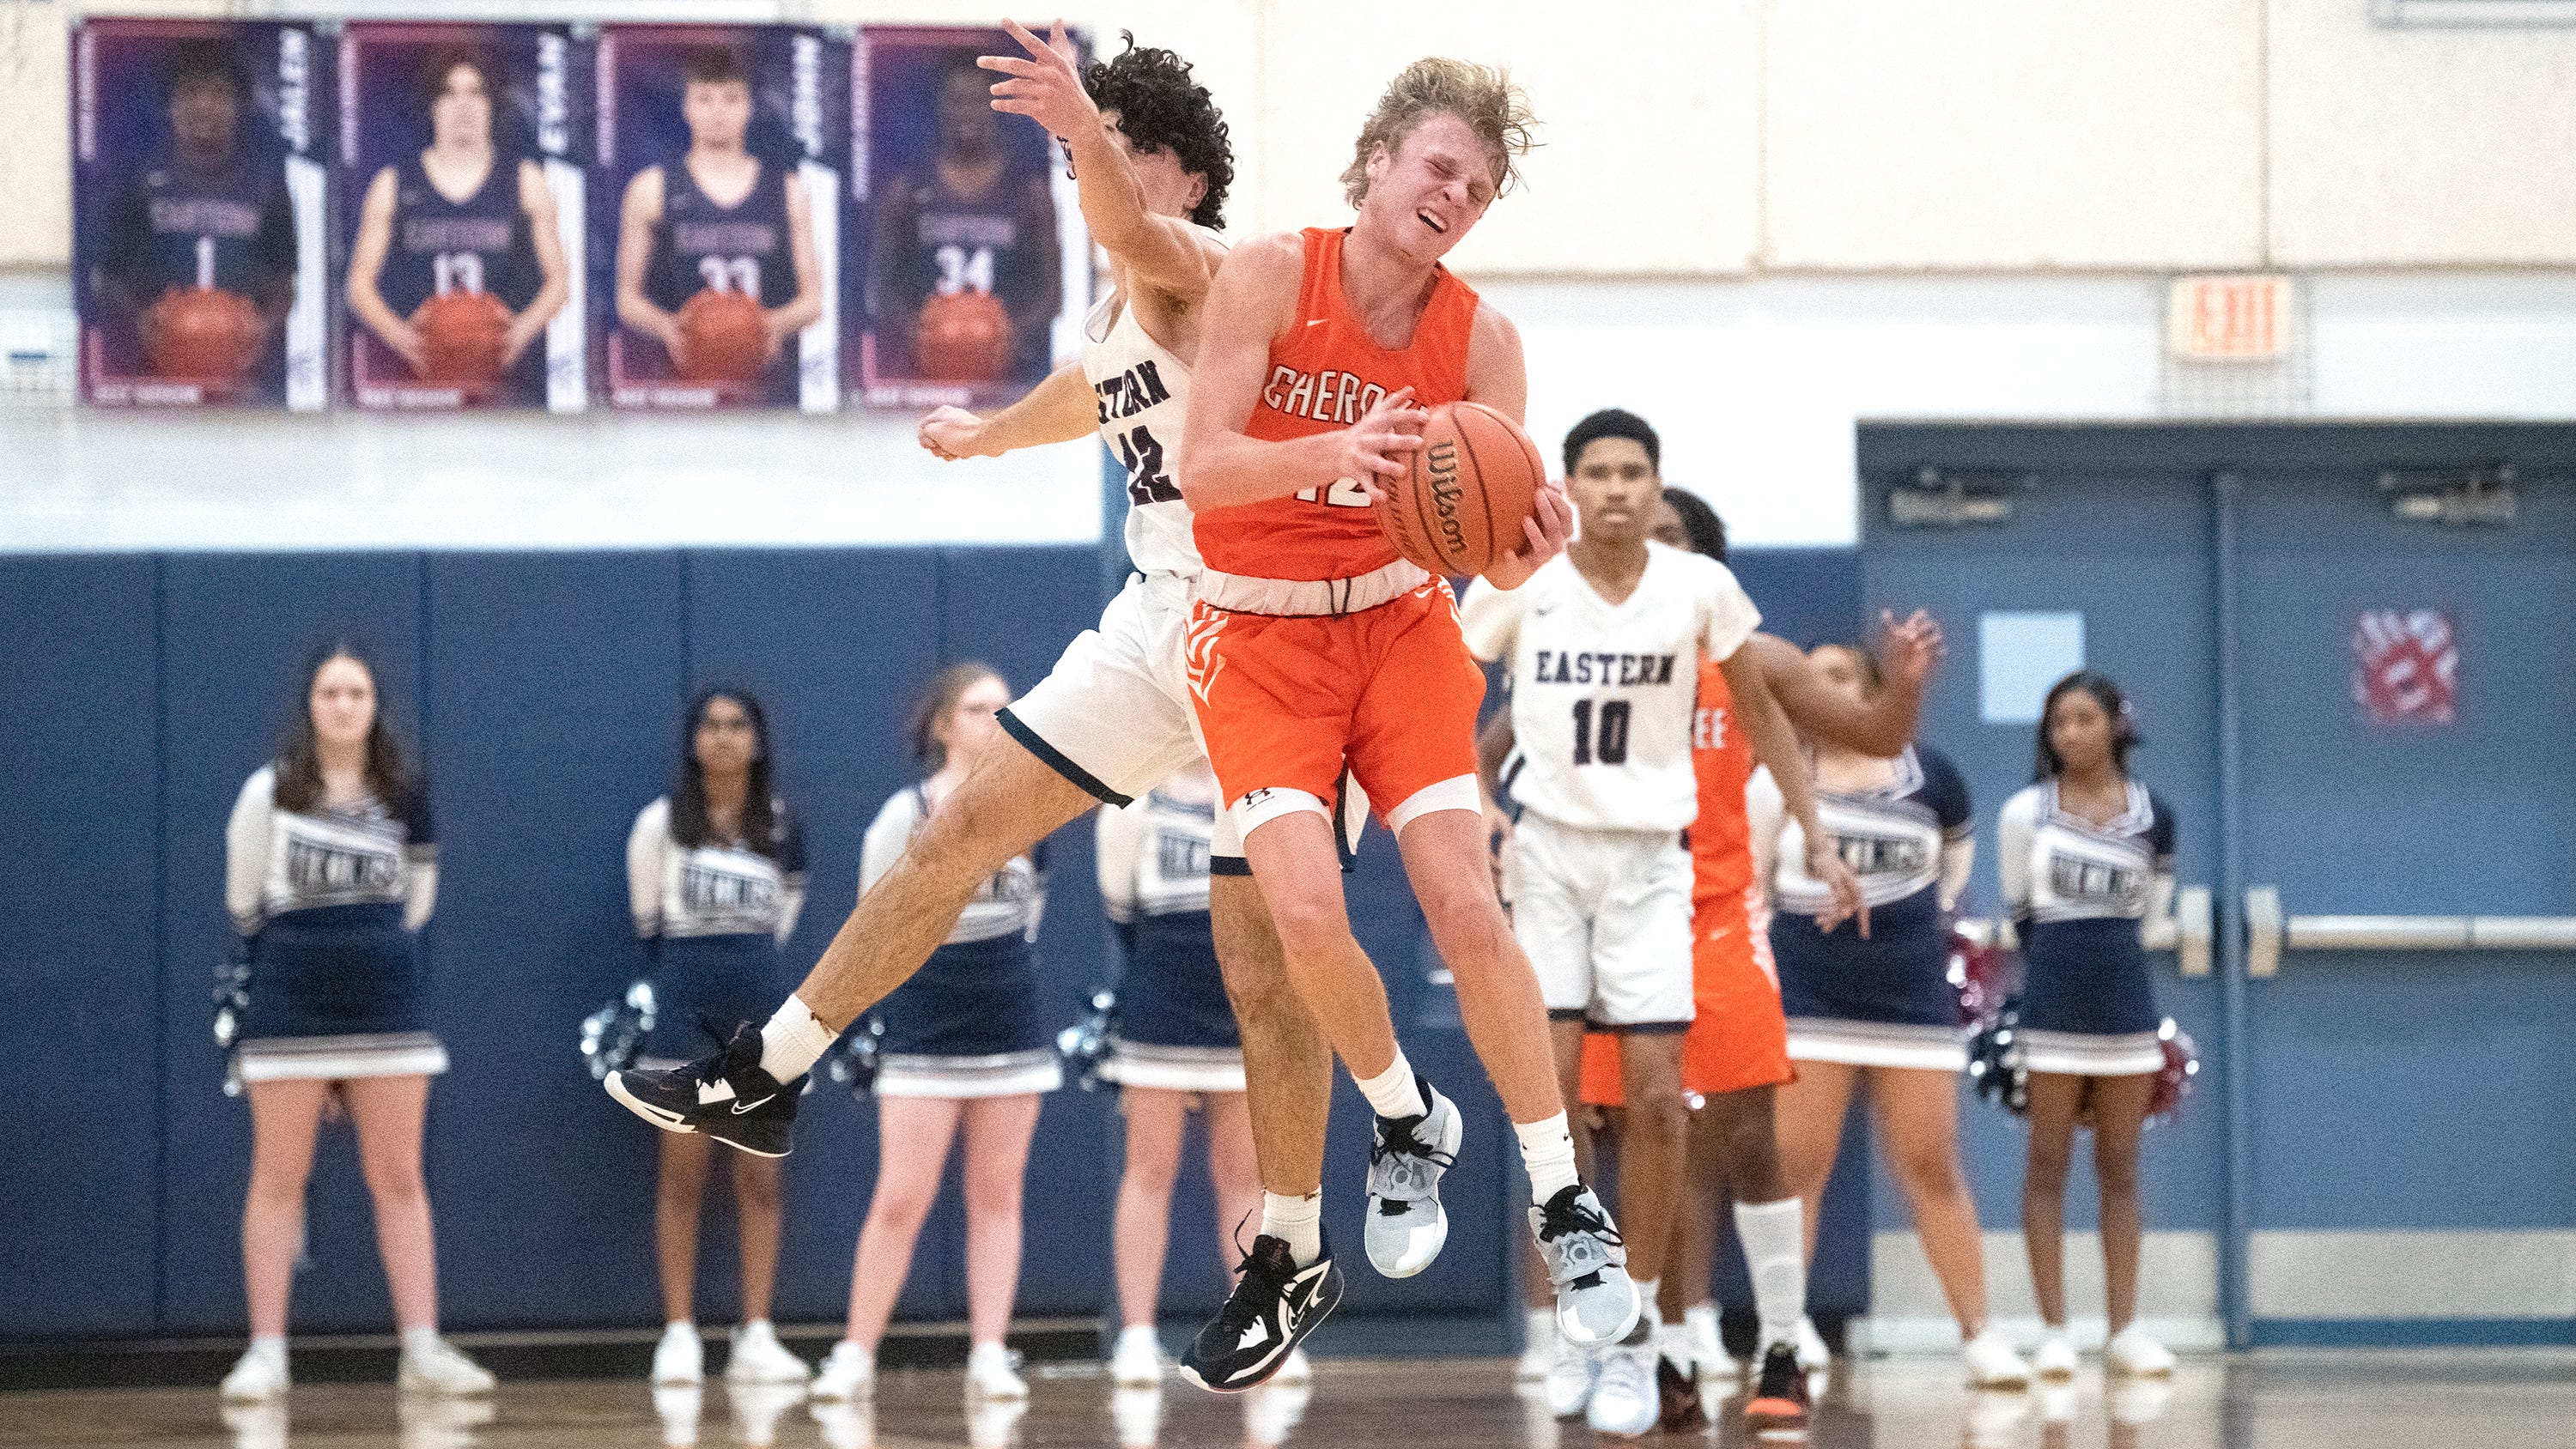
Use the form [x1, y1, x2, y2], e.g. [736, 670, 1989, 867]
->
[1192, 227, 1482, 583]
[1692, 658, 1756, 900]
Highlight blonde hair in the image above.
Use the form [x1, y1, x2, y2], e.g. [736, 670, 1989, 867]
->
[1340, 58, 1536, 208]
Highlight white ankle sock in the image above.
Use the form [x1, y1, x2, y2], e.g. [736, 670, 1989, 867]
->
[757, 996, 837, 1082]
[401, 1326, 442, 1359]
[1261, 1190, 1323, 1266]
[1734, 1197, 1807, 1349]
[246, 1335, 286, 1365]
[1513, 1112, 1581, 1203]
[1352, 1052, 1427, 1119]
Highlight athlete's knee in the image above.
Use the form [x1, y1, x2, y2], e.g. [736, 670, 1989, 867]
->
[2024, 1137, 2074, 1193]
[1889, 1137, 1964, 1197]
[909, 774, 1045, 883]
[1415, 876, 1515, 975]
[2091, 1140, 2142, 1198]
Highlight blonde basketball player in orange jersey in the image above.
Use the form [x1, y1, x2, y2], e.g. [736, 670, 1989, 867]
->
[1171, 59, 1627, 1390]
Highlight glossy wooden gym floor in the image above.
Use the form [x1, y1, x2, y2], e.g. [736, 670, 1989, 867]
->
[4, 1353, 2572, 1448]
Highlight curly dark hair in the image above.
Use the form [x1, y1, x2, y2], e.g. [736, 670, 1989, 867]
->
[1083, 33, 1232, 231]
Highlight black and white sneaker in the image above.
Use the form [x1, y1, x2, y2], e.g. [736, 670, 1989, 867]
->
[1177, 1232, 1344, 1394]
[604, 1021, 800, 1158]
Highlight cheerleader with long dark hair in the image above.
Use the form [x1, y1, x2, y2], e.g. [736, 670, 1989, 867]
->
[218, 646, 491, 1403]
[629, 688, 811, 1388]
[812, 664, 1057, 1404]
[2001, 672, 2178, 1381]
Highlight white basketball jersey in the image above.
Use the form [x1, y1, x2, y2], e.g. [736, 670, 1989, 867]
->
[1460, 543, 1761, 834]
[1083, 236, 1219, 579]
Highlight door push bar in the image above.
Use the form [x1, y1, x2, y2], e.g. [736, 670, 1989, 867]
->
[2243, 885, 2576, 977]
[1953, 886, 2214, 979]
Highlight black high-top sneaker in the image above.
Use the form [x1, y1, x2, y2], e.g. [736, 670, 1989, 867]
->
[1746, 1342, 1811, 1430]
[605, 1021, 800, 1157]
[1177, 1231, 1344, 1393]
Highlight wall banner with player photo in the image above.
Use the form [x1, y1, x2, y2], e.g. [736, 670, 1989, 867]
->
[853, 25, 1088, 411]
[594, 23, 848, 413]
[74, 17, 335, 410]
[338, 23, 591, 413]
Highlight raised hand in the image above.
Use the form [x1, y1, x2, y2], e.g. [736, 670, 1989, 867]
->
[1479, 481, 1572, 589]
[980, 19, 1095, 142]
[1878, 608, 1947, 691]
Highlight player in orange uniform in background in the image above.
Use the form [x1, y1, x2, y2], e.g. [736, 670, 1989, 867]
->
[1173, 58, 1625, 1391]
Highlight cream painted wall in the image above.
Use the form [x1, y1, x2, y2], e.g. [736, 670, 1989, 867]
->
[2268, 0, 2576, 265]
[9, 0, 2573, 272]
[1763, 0, 2267, 270]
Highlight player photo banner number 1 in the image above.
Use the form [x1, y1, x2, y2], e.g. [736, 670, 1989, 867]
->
[74, 17, 334, 411]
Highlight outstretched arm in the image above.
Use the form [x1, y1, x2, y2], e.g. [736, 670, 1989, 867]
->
[1757, 610, 1943, 756]
[919, 359, 1097, 460]
[983, 19, 1225, 300]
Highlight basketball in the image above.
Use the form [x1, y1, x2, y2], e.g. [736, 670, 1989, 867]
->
[413, 290, 511, 385]
[676, 288, 770, 384]
[915, 288, 1012, 382]
[143, 285, 260, 382]
[1376, 401, 1546, 579]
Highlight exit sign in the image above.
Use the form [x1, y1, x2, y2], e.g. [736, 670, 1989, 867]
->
[2167, 275, 2295, 361]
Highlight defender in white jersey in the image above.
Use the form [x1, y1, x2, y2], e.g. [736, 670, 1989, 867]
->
[604, 34, 1341, 1323]
[1460, 409, 1862, 1435]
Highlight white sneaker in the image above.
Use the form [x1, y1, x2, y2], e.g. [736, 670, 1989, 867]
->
[1684, 1305, 1737, 1381]
[811, 1342, 876, 1402]
[653, 1385, 703, 1448]
[1111, 1325, 1164, 1387]
[726, 1321, 811, 1386]
[1584, 1336, 1660, 1438]
[2105, 1325, 2177, 1378]
[653, 1322, 704, 1386]
[1271, 1347, 1314, 1387]
[220, 1345, 289, 1403]
[1516, 1310, 1556, 1383]
[398, 1337, 495, 1397]
[1794, 1315, 1831, 1373]
[965, 1343, 1028, 1401]
[1542, 1337, 1599, 1418]
[2031, 1331, 2078, 1381]
[1960, 1330, 2032, 1390]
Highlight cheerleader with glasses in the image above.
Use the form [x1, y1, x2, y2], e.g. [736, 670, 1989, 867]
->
[1999, 672, 2179, 1381]
[1753, 642, 2032, 1390]
[629, 689, 811, 1389]
[218, 647, 492, 1403]
[812, 664, 1058, 1405]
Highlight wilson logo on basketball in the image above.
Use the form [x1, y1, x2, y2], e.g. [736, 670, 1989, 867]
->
[1425, 439, 1468, 557]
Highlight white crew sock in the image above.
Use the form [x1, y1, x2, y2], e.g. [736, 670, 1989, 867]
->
[246, 1334, 286, 1367]
[1514, 1112, 1581, 1203]
[1352, 1052, 1428, 1120]
[1657, 1318, 1697, 1373]
[757, 995, 837, 1082]
[401, 1325, 442, 1360]
[1734, 1197, 1807, 1349]
[1261, 1190, 1323, 1266]
[1525, 1307, 1556, 1351]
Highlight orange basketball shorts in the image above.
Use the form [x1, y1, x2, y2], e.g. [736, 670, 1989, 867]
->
[1581, 882, 1792, 1105]
[1185, 578, 1487, 828]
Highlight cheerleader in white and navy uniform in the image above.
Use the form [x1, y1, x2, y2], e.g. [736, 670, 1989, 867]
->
[628, 688, 813, 1389]
[1752, 642, 2032, 1388]
[1095, 762, 1262, 1388]
[816, 664, 1056, 1404]
[217, 647, 491, 1404]
[1999, 671, 2180, 1380]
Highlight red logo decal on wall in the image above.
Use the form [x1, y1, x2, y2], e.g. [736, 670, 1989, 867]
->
[2352, 609, 2458, 725]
